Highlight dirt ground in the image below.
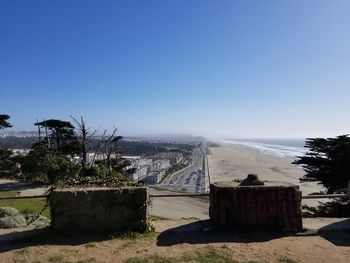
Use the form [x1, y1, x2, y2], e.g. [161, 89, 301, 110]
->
[0, 218, 349, 263]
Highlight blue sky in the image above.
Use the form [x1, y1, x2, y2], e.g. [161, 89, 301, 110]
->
[1, 0, 349, 138]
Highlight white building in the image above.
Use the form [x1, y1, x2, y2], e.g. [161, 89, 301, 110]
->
[145, 170, 165, 185]
[151, 152, 183, 164]
[123, 156, 153, 182]
[128, 166, 148, 181]
[151, 159, 171, 172]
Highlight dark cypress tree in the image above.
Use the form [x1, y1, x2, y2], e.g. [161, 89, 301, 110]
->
[0, 114, 18, 177]
[0, 114, 12, 129]
[294, 135, 350, 193]
[294, 135, 350, 217]
[34, 119, 81, 156]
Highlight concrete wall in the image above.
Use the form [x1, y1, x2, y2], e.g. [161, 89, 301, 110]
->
[50, 187, 148, 232]
[209, 182, 302, 232]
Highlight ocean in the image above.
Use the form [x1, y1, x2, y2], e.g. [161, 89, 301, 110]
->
[215, 138, 307, 160]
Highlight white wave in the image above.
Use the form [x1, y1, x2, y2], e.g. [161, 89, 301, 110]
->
[214, 139, 307, 160]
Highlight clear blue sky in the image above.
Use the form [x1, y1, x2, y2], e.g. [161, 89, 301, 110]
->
[1, 0, 349, 138]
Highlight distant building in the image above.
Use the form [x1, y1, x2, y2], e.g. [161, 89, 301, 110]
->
[128, 166, 148, 181]
[145, 170, 165, 185]
[123, 156, 153, 181]
[151, 152, 183, 164]
[11, 149, 30, 156]
[123, 156, 152, 167]
[142, 159, 171, 184]
[151, 159, 171, 172]
[85, 153, 109, 164]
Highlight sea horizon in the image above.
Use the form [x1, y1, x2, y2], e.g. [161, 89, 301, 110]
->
[212, 138, 307, 160]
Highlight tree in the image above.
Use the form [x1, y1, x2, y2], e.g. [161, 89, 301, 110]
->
[294, 135, 350, 193]
[0, 114, 17, 177]
[101, 129, 119, 173]
[34, 119, 80, 156]
[21, 145, 77, 184]
[109, 136, 136, 175]
[0, 148, 19, 177]
[71, 116, 96, 168]
[294, 135, 350, 217]
[0, 114, 12, 129]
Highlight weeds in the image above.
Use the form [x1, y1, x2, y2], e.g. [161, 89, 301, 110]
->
[124, 246, 264, 263]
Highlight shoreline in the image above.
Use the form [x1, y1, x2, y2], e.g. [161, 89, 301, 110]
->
[208, 142, 324, 206]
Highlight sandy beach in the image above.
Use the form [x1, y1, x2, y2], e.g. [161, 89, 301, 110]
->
[208, 143, 325, 206]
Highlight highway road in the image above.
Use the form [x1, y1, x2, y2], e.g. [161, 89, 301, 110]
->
[160, 142, 208, 193]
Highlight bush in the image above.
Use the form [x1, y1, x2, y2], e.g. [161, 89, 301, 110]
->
[0, 214, 27, 228]
[21, 145, 78, 184]
[303, 198, 350, 218]
[0, 206, 50, 228]
[0, 207, 19, 217]
[55, 165, 133, 188]
[0, 207, 27, 228]
[24, 214, 50, 228]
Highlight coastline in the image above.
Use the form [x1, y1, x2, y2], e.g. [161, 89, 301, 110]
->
[208, 142, 324, 206]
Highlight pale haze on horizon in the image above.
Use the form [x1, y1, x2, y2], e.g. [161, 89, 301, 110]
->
[1, 0, 349, 139]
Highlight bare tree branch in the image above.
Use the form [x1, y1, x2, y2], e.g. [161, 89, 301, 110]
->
[71, 116, 97, 168]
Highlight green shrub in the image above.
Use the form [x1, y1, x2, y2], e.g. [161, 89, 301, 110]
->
[55, 165, 133, 188]
[0, 206, 19, 217]
[0, 213, 27, 228]
[0, 215, 27, 228]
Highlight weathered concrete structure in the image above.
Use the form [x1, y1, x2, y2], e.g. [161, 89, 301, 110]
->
[209, 181, 302, 232]
[50, 187, 148, 232]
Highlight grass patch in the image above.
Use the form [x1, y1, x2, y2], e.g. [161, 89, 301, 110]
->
[84, 241, 98, 248]
[60, 248, 79, 256]
[16, 248, 30, 256]
[115, 228, 158, 249]
[148, 215, 168, 221]
[279, 258, 299, 263]
[47, 251, 96, 263]
[0, 189, 18, 197]
[47, 254, 65, 262]
[47, 255, 97, 263]
[117, 229, 157, 241]
[124, 247, 264, 263]
[0, 197, 50, 218]
[125, 255, 175, 263]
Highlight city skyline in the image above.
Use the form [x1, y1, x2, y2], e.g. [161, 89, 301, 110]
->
[1, 1, 350, 139]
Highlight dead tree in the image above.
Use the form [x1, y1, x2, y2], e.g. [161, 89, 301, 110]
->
[90, 129, 106, 167]
[71, 116, 96, 168]
[103, 127, 118, 174]
[89, 127, 121, 174]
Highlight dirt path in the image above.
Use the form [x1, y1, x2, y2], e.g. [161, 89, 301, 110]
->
[0, 179, 48, 196]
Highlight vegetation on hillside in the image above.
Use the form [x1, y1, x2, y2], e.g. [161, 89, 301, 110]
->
[0, 114, 132, 186]
[0, 114, 195, 189]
